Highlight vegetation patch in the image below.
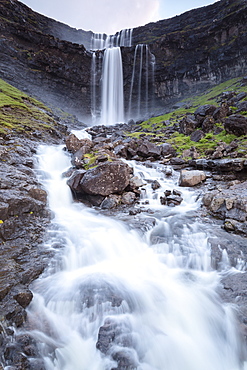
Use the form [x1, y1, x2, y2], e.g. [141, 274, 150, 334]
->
[0, 78, 59, 136]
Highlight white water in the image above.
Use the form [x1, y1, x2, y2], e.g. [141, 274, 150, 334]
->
[25, 144, 246, 370]
[101, 47, 124, 125]
[128, 44, 155, 120]
[90, 30, 132, 125]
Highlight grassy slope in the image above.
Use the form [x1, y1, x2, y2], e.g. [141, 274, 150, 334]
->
[0, 78, 60, 136]
[129, 77, 247, 158]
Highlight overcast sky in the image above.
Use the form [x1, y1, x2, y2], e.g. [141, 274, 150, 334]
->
[20, 0, 219, 34]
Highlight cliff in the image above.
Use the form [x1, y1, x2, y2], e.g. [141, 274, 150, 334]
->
[0, 0, 92, 121]
[0, 0, 247, 121]
[129, 0, 247, 108]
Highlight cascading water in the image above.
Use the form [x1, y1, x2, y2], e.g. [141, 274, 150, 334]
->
[128, 44, 155, 120]
[23, 143, 247, 370]
[101, 47, 124, 125]
[90, 30, 132, 125]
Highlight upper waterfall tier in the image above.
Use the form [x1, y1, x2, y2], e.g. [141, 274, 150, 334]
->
[91, 29, 133, 50]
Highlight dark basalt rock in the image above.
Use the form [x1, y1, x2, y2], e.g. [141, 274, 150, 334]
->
[224, 114, 247, 136]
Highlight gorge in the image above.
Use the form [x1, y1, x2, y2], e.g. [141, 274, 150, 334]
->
[1, 0, 247, 369]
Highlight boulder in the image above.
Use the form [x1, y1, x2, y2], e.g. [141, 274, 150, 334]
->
[194, 105, 217, 117]
[179, 116, 197, 135]
[179, 170, 206, 187]
[190, 130, 205, 142]
[160, 143, 176, 157]
[67, 170, 86, 194]
[137, 140, 162, 158]
[224, 114, 247, 136]
[65, 134, 92, 154]
[80, 161, 131, 196]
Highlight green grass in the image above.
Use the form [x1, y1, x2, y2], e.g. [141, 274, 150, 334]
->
[140, 77, 247, 132]
[0, 78, 57, 135]
[126, 76, 247, 158]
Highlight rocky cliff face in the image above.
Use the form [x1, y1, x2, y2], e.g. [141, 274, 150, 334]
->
[129, 0, 247, 109]
[0, 0, 92, 121]
[1, 0, 247, 121]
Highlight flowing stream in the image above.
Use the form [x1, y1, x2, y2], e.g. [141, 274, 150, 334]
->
[25, 143, 247, 370]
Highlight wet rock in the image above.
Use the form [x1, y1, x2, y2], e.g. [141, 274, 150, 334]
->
[202, 181, 247, 235]
[65, 134, 88, 153]
[160, 189, 183, 206]
[80, 161, 131, 196]
[121, 192, 136, 205]
[96, 318, 138, 369]
[179, 170, 206, 187]
[224, 219, 247, 235]
[13, 286, 33, 308]
[151, 180, 161, 190]
[101, 195, 121, 209]
[67, 169, 87, 194]
[166, 195, 183, 206]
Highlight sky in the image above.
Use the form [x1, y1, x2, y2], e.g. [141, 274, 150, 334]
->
[20, 0, 219, 35]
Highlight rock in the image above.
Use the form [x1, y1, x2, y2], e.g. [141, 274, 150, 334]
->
[137, 140, 162, 159]
[65, 134, 91, 154]
[101, 195, 121, 209]
[202, 182, 247, 234]
[129, 176, 144, 192]
[72, 141, 94, 167]
[167, 195, 183, 206]
[80, 161, 131, 196]
[179, 170, 206, 187]
[236, 101, 247, 113]
[190, 130, 205, 142]
[213, 104, 231, 121]
[13, 287, 33, 308]
[114, 144, 128, 158]
[67, 170, 86, 194]
[179, 116, 197, 135]
[121, 192, 136, 205]
[160, 143, 176, 156]
[160, 196, 167, 205]
[202, 116, 215, 133]
[151, 180, 161, 190]
[224, 114, 247, 136]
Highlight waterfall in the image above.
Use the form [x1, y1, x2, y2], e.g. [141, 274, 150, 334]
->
[24, 144, 247, 370]
[128, 44, 156, 120]
[101, 47, 124, 125]
[90, 29, 132, 125]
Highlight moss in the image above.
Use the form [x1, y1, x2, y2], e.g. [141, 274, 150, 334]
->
[0, 78, 57, 136]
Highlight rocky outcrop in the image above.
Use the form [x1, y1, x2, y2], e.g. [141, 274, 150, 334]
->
[202, 181, 247, 236]
[0, 107, 67, 368]
[130, 0, 247, 108]
[0, 0, 92, 119]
